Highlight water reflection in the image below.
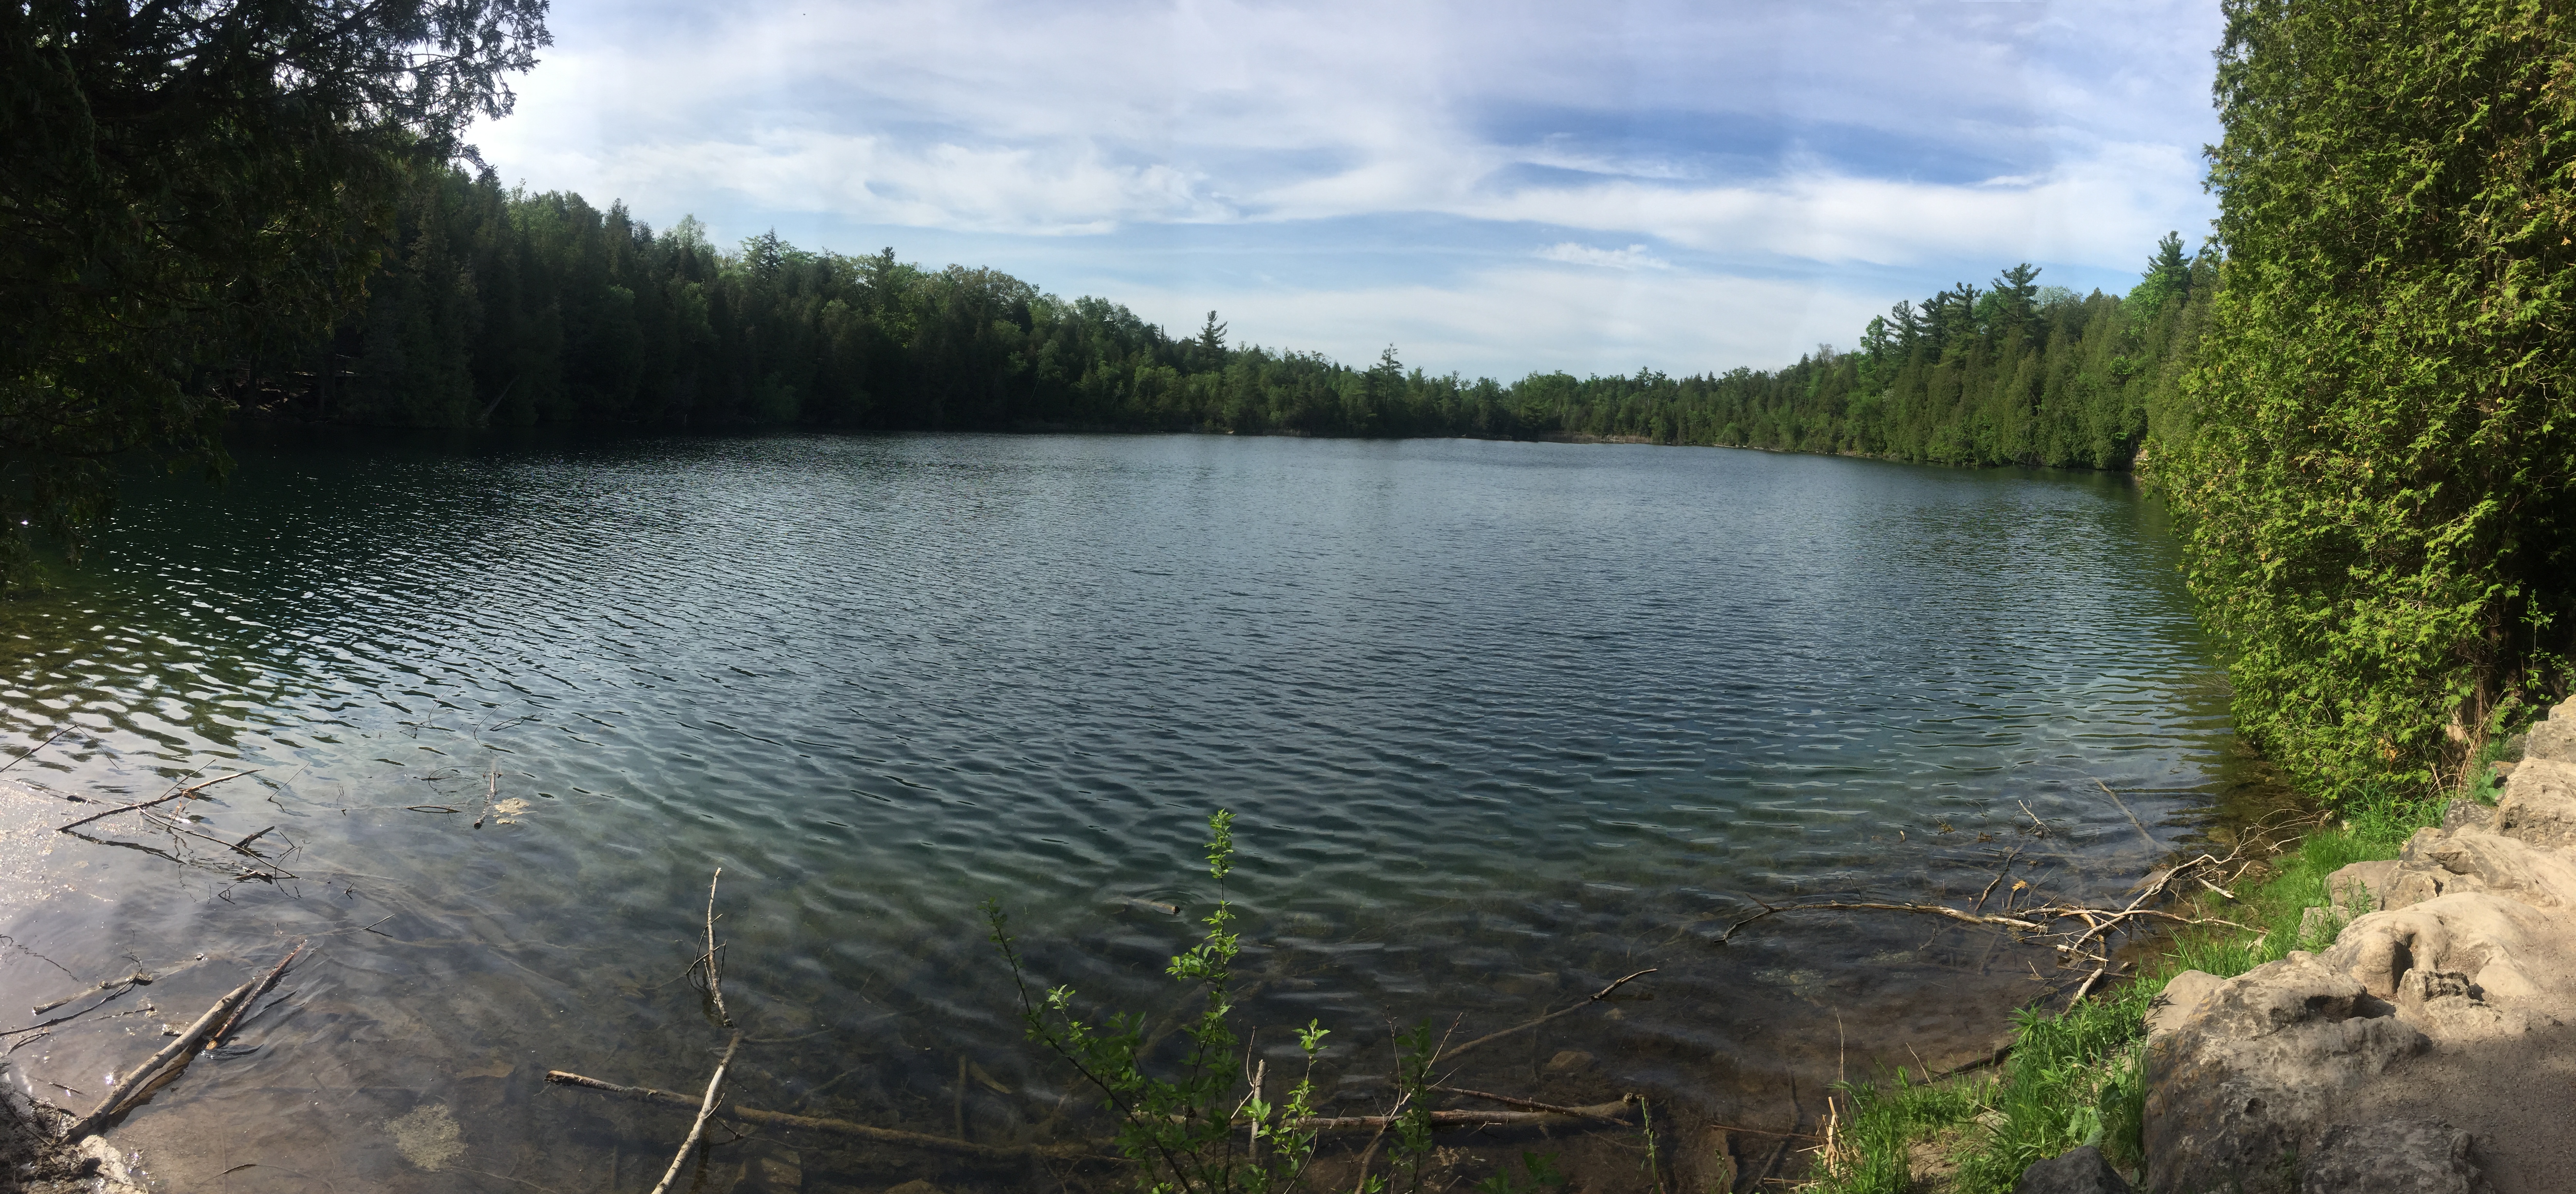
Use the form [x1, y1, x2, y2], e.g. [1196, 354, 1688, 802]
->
[0, 431, 2262, 1191]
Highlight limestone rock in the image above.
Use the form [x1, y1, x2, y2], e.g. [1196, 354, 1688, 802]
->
[2493, 758, 2576, 849]
[2015, 1144, 2133, 1194]
[2383, 827, 2576, 910]
[2524, 710, 2576, 763]
[2327, 861, 2396, 915]
[2142, 952, 2428, 1194]
[2439, 799, 2495, 833]
[73, 1136, 149, 1194]
[2144, 970, 2222, 1043]
[2321, 893, 2552, 1005]
[2299, 1119, 2481, 1194]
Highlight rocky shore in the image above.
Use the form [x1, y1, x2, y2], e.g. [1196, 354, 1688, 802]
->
[2057, 703, 2576, 1193]
[1, 1073, 147, 1194]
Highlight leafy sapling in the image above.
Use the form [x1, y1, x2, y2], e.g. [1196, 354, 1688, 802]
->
[989, 810, 1331, 1193]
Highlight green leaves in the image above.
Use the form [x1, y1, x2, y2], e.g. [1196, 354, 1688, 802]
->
[2162, 0, 2576, 795]
[0, 0, 549, 582]
[992, 811, 1331, 1194]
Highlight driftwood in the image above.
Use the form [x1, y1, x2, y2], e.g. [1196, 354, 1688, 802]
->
[212, 940, 304, 1046]
[55, 770, 256, 833]
[1435, 968, 1656, 1064]
[646, 1032, 741, 1194]
[544, 1069, 1106, 1159]
[64, 977, 258, 1139]
[1430, 1086, 1628, 1122]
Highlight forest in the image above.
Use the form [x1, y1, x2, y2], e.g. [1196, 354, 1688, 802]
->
[261, 162, 2213, 478]
[6, 0, 2571, 797]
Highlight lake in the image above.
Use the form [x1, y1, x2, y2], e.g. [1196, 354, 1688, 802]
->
[0, 431, 2267, 1191]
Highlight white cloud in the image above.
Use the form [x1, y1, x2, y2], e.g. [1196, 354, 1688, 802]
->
[469, 0, 2228, 372]
[1535, 243, 1670, 271]
[1116, 264, 1885, 382]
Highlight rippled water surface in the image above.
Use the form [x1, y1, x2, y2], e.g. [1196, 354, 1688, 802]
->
[0, 432, 2262, 1191]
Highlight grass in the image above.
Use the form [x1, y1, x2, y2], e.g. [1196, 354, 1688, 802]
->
[1799, 747, 2519, 1194]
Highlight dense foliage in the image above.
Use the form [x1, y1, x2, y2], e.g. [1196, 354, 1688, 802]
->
[0, 0, 549, 582]
[2161, 0, 2576, 792]
[271, 162, 2210, 480]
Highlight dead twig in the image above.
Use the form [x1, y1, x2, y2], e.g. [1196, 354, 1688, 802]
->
[1434, 968, 1656, 1064]
[2097, 779, 2160, 853]
[694, 868, 731, 1028]
[1288, 1096, 1638, 1133]
[1429, 1085, 1628, 1122]
[1720, 902, 2045, 944]
[2065, 967, 2107, 1008]
[56, 771, 256, 833]
[545, 1070, 1105, 1159]
[1972, 844, 2027, 914]
[0, 725, 73, 777]
[645, 1032, 742, 1194]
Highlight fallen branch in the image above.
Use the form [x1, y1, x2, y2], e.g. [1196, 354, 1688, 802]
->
[1287, 1096, 1638, 1133]
[212, 941, 304, 1046]
[2096, 779, 2160, 853]
[697, 868, 730, 1028]
[1972, 844, 2027, 914]
[135, 812, 300, 878]
[1429, 1086, 1628, 1122]
[1436, 968, 1656, 1064]
[646, 1032, 742, 1194]
[1720, 902, 2045, 944]
[65, 976, 259, 1138]
[545, 1070, 1105, 1159]
[56, 771, 256, 833]
[30, 971, 152, 1017]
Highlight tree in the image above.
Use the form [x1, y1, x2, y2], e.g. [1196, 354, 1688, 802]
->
[2164, 0, 2576, 792]
[0, 0, 550, 585]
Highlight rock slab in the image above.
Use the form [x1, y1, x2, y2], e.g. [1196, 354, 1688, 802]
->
[2017, 1144, 2135, 1194]
[2141, 699, 2576, 1192]
[2299, 1120, 2480, 1194]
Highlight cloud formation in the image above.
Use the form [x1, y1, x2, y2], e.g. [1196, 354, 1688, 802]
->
[472, 0, 2226, 378]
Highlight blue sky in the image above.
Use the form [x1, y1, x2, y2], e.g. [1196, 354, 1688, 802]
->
[469, 0, 2225, 380]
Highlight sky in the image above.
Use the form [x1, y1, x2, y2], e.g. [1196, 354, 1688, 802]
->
[468, 0, 2227, 381]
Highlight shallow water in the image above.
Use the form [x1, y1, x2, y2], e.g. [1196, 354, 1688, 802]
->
[0, 431, 2267, 1191]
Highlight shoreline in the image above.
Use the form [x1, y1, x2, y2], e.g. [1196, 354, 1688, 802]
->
[1809, 708, 2564, 1193]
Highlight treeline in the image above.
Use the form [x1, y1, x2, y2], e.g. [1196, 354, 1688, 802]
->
[282, 164, 2209, 474]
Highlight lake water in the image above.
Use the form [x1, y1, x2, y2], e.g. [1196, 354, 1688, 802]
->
[0, 431, 2268, 1192]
